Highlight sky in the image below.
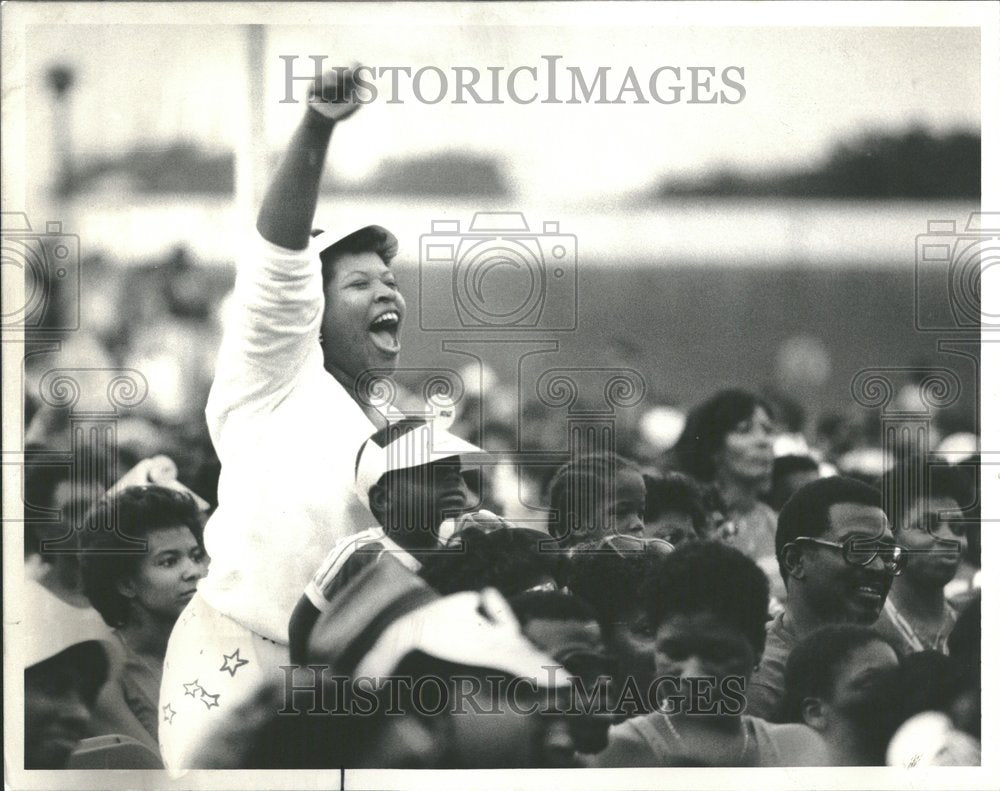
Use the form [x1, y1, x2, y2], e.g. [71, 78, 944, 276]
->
[25, 14, 981, 203]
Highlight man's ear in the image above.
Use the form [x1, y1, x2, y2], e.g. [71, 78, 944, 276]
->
[801, 696, 829, 731]
[781, 541, 807, 581]
[369, 481, 388, 522]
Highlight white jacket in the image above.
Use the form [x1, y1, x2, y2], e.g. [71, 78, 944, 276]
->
[199, 233, 379, 643]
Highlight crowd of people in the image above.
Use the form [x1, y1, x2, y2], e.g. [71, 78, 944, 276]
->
[21, 65, 982, 773]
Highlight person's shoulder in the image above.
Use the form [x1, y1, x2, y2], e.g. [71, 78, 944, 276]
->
[747, 716, 832, 766]
[594, 714, 664, 767]
[752, 499, 778, 524]
[748, 717, 832, 766]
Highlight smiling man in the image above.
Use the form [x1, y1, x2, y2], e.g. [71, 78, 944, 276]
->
[159, 65, 410, 773]
[746, 476, 905, 721]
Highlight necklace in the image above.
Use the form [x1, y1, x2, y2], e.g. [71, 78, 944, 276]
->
[884, 598, 952, 654]
[663, 713, 751, 766]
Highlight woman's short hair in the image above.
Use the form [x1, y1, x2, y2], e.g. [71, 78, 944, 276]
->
[79, 486, 203, 628]
[671, 389, 774, 483]
[312, 225, 398, 290]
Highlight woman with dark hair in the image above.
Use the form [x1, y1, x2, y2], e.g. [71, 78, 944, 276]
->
[80, 486, 209, 756]
[671, 389, 779, 570]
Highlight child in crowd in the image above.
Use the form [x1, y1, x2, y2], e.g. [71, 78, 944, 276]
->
[546, 452, 647, 547]
[288, 418, 480, 664]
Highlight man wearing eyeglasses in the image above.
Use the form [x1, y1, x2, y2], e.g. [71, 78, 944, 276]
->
[746, 477, 904, 721]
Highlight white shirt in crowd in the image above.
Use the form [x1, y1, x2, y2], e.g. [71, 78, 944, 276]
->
[199, 232, 380, 643]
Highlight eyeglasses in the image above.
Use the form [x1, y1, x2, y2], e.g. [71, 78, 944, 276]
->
[791, 536, 907, 575]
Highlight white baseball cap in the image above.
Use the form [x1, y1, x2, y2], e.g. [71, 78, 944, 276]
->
[354, 419, 482, 510]
[357, 586, 571, 687]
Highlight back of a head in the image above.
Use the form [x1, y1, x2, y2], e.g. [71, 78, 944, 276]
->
[420, 526, 558, 598]
[646, 540, 770, 656]
[775, 475, 882, 582]
[563, 545, 660, 630]
[781, 624, 895, 723]
[895, 651, 963, 725]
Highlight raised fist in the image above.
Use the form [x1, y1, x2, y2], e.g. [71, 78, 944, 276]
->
[308, 63, 365, 122]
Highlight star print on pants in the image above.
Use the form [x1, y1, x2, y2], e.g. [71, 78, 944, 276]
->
[219, 648, 249, 677]
[199, 690, 220, 710]
[162, 703, 177, 724]
[183, 680, 205, 698]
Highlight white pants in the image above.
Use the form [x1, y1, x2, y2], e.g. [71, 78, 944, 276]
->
[158, 593, 288, 775]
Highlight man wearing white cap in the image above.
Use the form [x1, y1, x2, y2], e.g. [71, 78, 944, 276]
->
[288, 417, 482, 663]
[159, 65, 409, 772]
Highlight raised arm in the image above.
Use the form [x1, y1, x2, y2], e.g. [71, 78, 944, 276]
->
[206, 65, 367, 433]
[256, 65, 363, 250]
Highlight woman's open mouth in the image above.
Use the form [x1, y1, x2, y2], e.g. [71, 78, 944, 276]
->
[368, 310, 401, 355]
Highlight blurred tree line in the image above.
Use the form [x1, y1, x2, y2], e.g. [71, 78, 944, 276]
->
[63, 127, 977, 200]
[654, 128, 979, 199]
[64, 147, 507, 198]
